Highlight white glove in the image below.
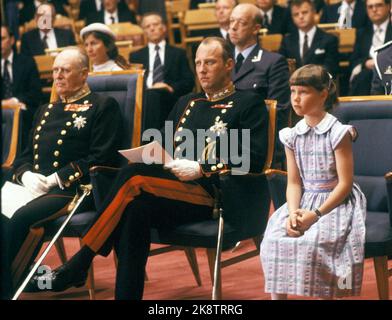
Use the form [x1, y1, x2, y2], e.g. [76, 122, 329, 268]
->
[46, 172, 60, 189]
[21, 171, 49, 197]
[164, 159, 203, 181]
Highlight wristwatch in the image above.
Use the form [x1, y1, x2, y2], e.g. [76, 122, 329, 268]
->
[314, 208, 323, 219]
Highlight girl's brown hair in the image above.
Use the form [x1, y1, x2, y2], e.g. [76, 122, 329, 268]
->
[289, 64, 338, 111]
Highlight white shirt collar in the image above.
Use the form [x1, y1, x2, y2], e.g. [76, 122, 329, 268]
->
[39, 28, 55, 39]
[148, 40, 166, 51]
[235, 43, 257, 61]
[342, 0, 356, 10]
[373, 19, 390, 34]
[295, 113, 337, 135]
[2, 50, 14, 65]
[299, 26, 317, 43]
[260, 7, 273, 20]
[220, 28, 228, 39]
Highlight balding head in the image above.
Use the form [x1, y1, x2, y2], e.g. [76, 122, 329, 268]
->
[53, 47, 89, 98]
[229, 4, 262, 50]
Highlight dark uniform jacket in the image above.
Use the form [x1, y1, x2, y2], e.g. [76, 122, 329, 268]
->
[13, 87, 123, 190]
[166, 88, 269, 176]
[371, 41, 392, 95]
[86, 7, 137, 25]
[232, 44, 290, 113]
[261, 5, 294, 35]
[20, 28, 76, 56]
[279, 27, 339, 76]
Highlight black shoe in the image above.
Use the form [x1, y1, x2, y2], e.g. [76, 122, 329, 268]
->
[24, 263, 87, 293]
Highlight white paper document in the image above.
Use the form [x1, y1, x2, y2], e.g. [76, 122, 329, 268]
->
[1, 182, 43, 219]
[119, 141, 173, 165]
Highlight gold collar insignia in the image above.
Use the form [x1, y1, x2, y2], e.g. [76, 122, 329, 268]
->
[60, 84, 91, 103]
[205, 83, 235, 102]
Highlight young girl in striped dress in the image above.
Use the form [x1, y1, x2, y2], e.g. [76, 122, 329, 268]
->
[260, 64, 367, 299]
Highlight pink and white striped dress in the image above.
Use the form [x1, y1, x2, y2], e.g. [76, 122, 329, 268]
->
[260, 113, 366, 298]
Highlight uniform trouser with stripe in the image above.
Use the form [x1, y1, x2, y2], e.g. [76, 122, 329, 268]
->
[81, 164, 215, 299]
[1, 187, 94, 298]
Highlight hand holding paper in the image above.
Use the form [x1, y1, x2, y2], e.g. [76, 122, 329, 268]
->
[164, 159, 202, 181]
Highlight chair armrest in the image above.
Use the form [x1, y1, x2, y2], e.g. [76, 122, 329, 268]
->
[265, 169, 288, 179]
[385, 171, 392, 227]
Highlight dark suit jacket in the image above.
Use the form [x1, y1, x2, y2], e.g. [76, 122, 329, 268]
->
[350, 22, 392, 70]
[86, 8, 137, 25]
[19, 0, 68, 25]
[20, 28, 76, 56]
[232, 44, 290, 111]
[279, 27, 339, 76]
[263, 5, 294, 35]
[5, 52, 42, 112]
[79, 0, 102, 21]
[319, 0, 369, 29]
[129, 44, 194, 98]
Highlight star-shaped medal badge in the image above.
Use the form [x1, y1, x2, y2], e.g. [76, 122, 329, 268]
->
[210, 120, 228, 136]
[73, 115, 87, 130]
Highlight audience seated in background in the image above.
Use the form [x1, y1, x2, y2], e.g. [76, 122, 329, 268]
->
[320, 0, 370, 29]
[81, 22, 130, 71]
[86, 0, 137, 26]
[20, 3, 76, 56]
[280, 0, 339, 77]
[350, 0, 391, 95]
[256, 0, 294, 35]
[130, 13, 194, 129]
[1, 25, 42, 150]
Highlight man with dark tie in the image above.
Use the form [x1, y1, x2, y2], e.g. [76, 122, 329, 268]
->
[229, 4, 290, 127]
[19, 0, 68, 26]
[86, 0, 137, 25]
[129, 13, 194, 129]
[256, 0, 293, 34]
[20, 3, 76, 56]
[1, 25, 42, 149]
[320, 0, 370, 29]
[350, 0, 392, 95]
[280, 0, 339, 76]
[79, 0, 103, 21]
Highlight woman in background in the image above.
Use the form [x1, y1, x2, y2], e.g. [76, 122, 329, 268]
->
[80, 23, 130, 71]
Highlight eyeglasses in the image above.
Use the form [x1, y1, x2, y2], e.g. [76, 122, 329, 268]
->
[366, 3, 386, 10]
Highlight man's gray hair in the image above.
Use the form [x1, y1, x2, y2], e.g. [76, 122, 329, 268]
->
[59, 46, 89, 70]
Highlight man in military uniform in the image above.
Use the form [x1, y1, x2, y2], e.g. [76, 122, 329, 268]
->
[371, 41, 392, 94]
[28, 37, 270, 300]
[1, 47, 123, 299]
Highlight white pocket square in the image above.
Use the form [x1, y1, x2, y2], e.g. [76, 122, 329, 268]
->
[315, 48, 326, 55]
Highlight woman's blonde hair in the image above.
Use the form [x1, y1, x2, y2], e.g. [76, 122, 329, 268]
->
[289, 64, 338, 111]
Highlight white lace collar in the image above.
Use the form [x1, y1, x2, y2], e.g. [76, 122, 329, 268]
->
[295, 113, 337, 135]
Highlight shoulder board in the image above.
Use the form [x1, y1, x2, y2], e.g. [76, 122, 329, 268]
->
[375, 40, 392, 52]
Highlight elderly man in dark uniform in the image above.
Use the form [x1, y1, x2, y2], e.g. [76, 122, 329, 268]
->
[371, 40, 392, 94]
[28, 37, 270, 300]
[0, 47, 123, 299]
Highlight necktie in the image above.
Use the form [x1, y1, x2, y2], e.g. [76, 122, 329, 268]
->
[42, 34, 49, 49]
[302, 33, 309, 60]
[235, 53, 244, 73]
[263, 13, 269, 28]
[153, 45, 164, 84]
[373, 27, 383, 49]
[2, 60, 13, 100]
[110, 16, 115, 24]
